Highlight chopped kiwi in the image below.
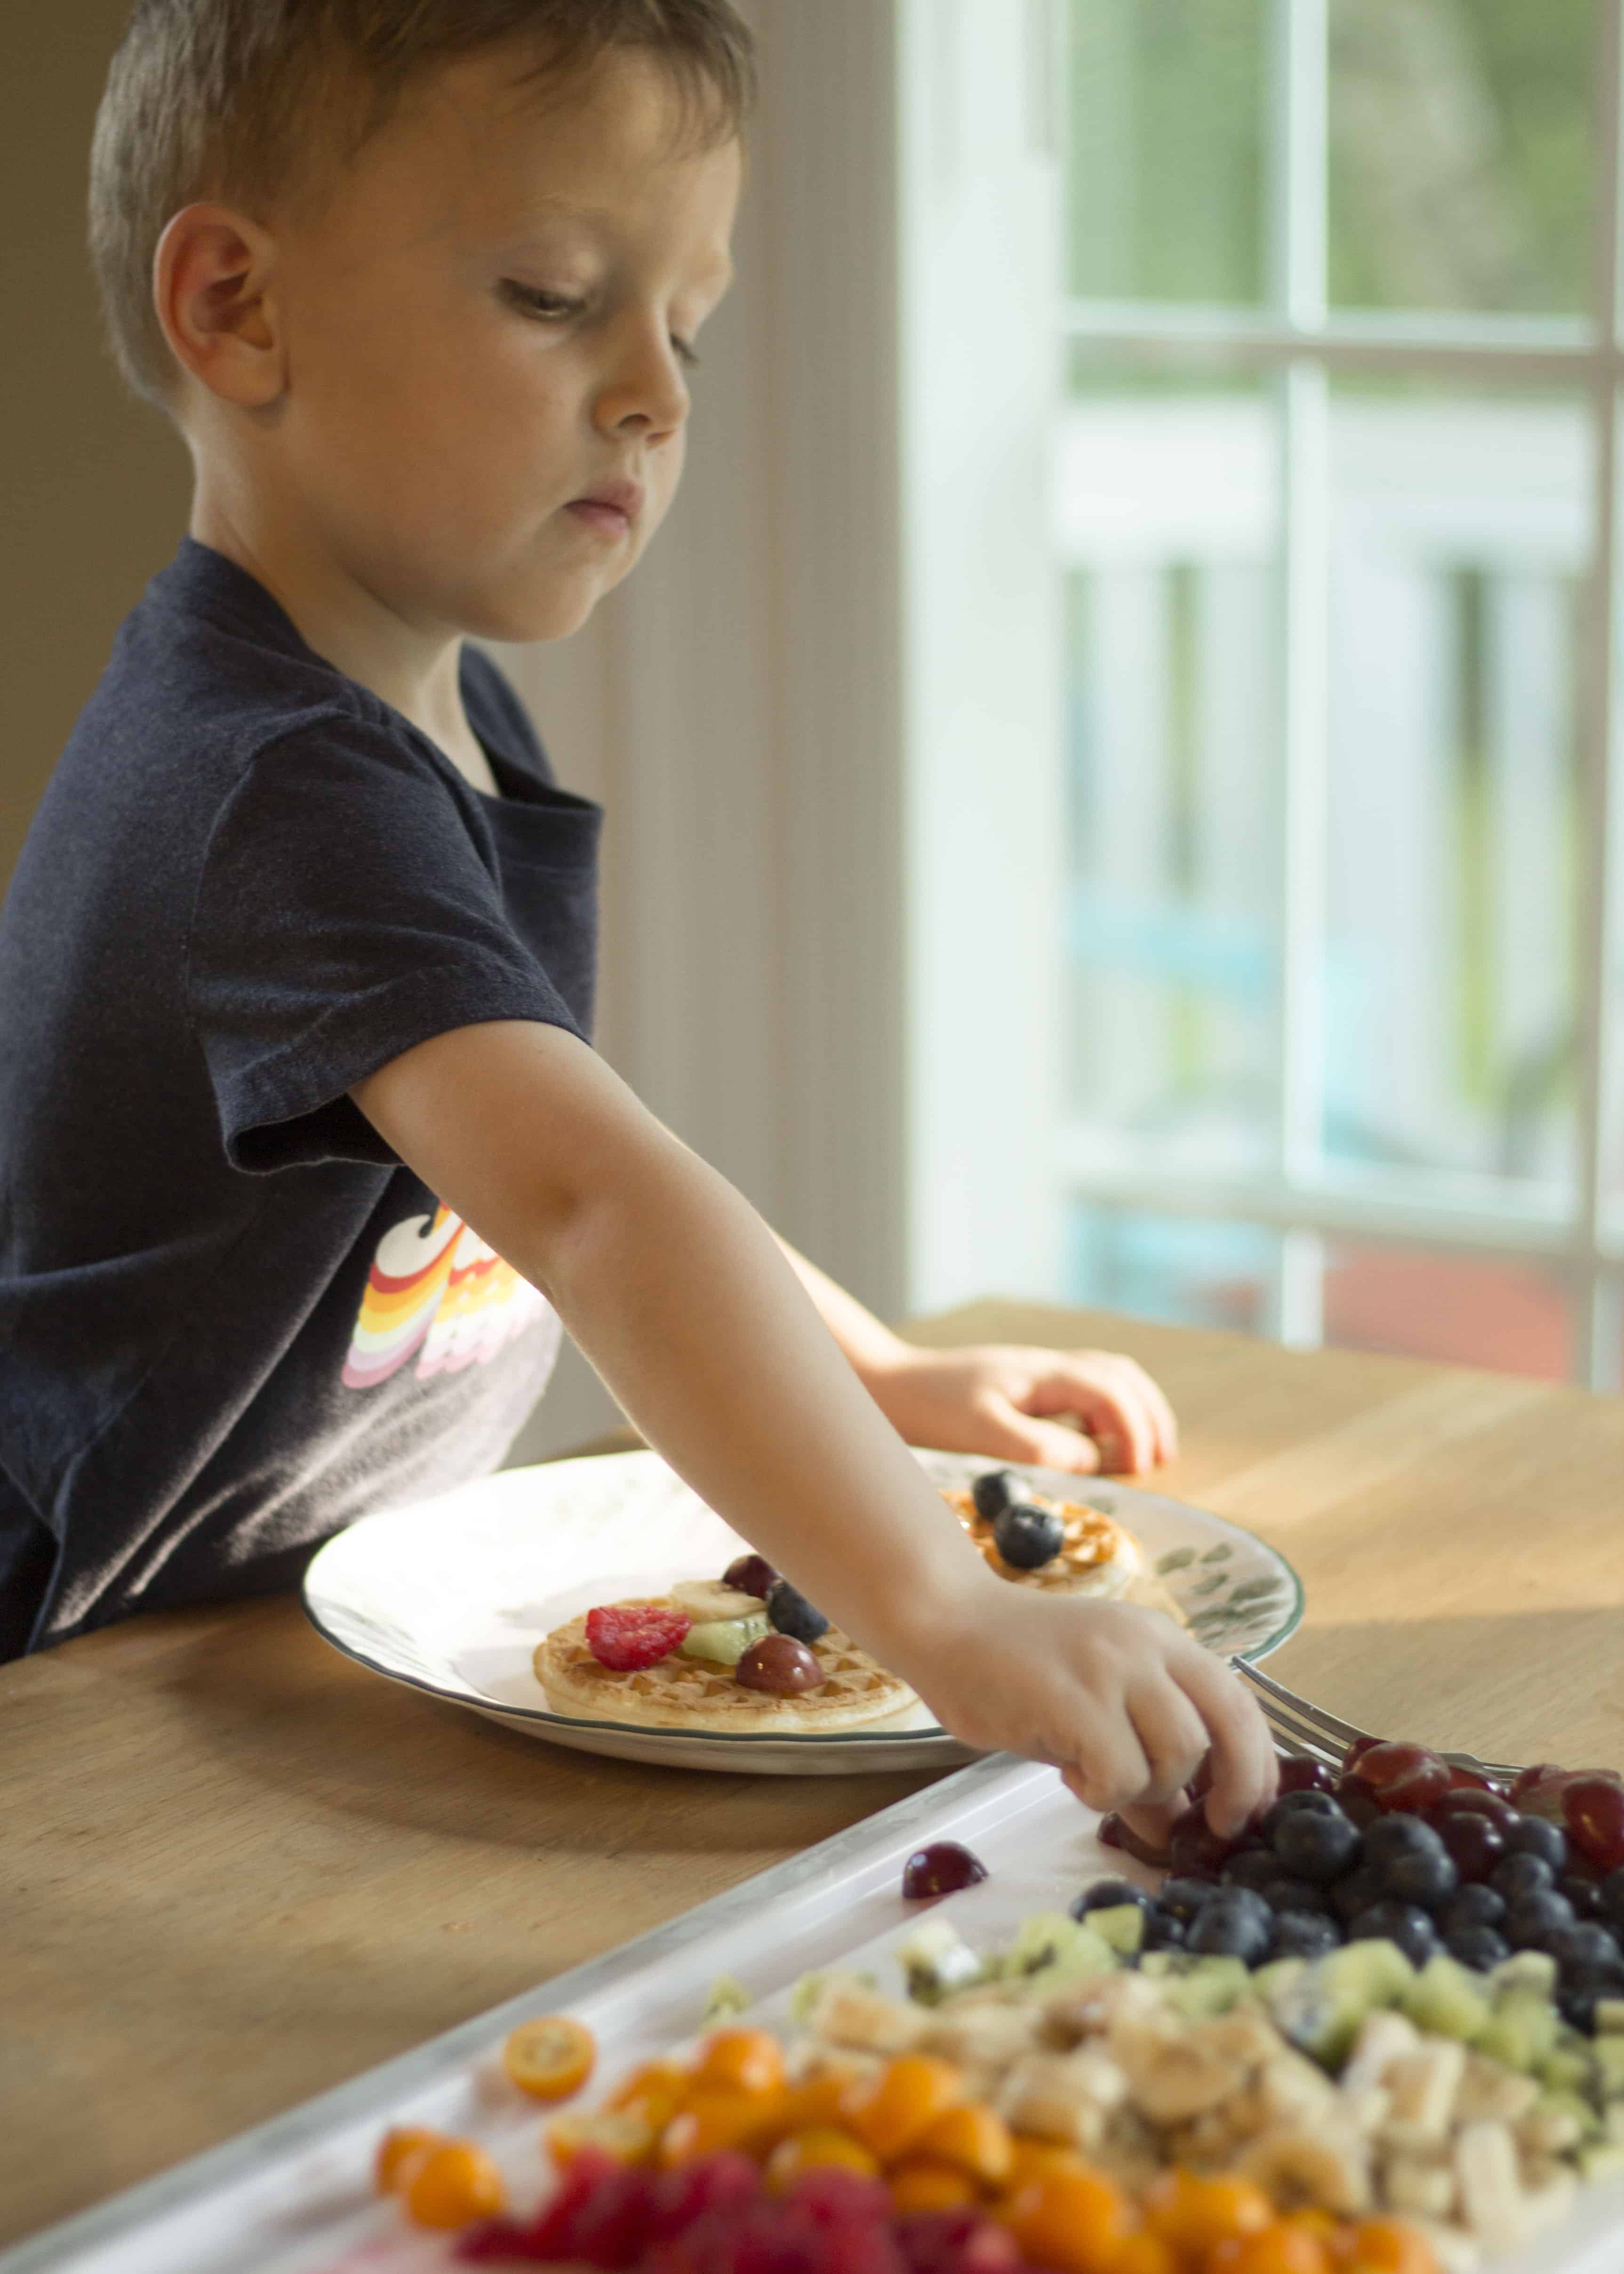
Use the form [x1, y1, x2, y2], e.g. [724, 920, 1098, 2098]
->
[897, 1919, 984, 2004]
[1592, 2036, 1624, 2098]
[1490, 1950, 1560, 2002]
[1579, 2141, 1624, 2182]
[1251, 1957, 1309, 2014]
[1475, 1988, 1560, 2074]
[1536, 2087, 1604, 2143]
[1161, 1955, 1250, 2019]
[1276, 1940, 1415, 2069]
[678, 1612, 771, 1664]
[1088, 1904, 1146, 1958]
[1404, 1953, 1493, 2043]
[995, 1912, 1118, 1987]
[1536, 2039, 1597, 2097]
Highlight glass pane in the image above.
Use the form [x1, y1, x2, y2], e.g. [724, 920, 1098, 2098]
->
[1324, 382, 1591, 1193]
[1329, 0, 1597, 319]
[1324, 1237, 1573, 1377]
[1060, 372, 1283, 1171]
[1068, 1206, 1280, 1334]
[1065, 0, 1269, 306]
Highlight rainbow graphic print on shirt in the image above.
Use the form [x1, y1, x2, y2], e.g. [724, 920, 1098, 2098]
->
[343, 1204, 548, 1389]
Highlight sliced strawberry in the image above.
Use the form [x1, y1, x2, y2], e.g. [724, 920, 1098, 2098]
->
[584, 1604, 692, 1671]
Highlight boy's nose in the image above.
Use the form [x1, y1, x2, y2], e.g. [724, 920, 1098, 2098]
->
[593, 327, 689, 441]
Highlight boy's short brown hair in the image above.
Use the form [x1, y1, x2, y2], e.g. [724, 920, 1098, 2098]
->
[89, 0, 755, 408]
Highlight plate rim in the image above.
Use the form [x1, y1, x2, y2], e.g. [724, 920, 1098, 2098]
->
[301, 1447, 1304, 1749]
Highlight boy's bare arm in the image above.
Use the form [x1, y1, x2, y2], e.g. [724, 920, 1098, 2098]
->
[351, 1018, 1274, 1834]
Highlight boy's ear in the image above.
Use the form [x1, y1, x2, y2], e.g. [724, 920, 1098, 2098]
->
[153, 203, 286, 409]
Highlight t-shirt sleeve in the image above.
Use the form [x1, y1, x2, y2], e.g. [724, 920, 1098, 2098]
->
[188, 719, 581, 1173]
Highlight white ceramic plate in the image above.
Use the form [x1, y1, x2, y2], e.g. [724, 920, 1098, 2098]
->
[301, 1448, 1304, 1774]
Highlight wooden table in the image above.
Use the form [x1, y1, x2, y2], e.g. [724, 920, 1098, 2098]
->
[5, 1299, 1624, 2250]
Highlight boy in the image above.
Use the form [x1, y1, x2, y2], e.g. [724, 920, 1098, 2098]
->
[0, 0, 1273, 1838]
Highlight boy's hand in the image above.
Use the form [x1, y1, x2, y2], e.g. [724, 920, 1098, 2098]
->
[915, 1590, 1275, 1840]
[861, 1342, 1177, 1476]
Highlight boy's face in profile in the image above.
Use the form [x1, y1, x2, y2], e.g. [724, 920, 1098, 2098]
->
[257, 47, 740, 643]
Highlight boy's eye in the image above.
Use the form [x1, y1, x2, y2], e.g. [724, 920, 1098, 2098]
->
[501, 282, 582, 322]
[670, 335, 700, 370]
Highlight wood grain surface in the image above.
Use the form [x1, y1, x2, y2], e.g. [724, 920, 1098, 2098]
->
[4, 1300, 1623, 2248]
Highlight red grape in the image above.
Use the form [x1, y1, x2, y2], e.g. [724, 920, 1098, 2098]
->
[1168, 1800, 1238, 1877]
[1511, 1762, 1571, 1808]
[1563, 1778, 1624, 1873]
[1277, 1757, 1338, 1796]
[1344, 1735, 1384, 1773]
[722, 1553, 778, 1599]
[1334, 1775, 1381, 1829]
[734, 1635, 825, 1694]
[1444, 1766, 1497, 1793]
[1433, 1809, 1505, 1882]
[901, 1841, 988, 1899]
[1355, 1742, 1453, 1813]
[1098, 1813, 1172, 1867]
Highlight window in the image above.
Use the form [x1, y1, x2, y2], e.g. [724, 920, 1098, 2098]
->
[1054, 0, 1624, 1388]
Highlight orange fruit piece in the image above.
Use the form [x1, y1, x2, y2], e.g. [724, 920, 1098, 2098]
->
[608, 2057, 690, 2113]
[1207, 2225, 1334, 2274]
[544, 2107, 656, 2171]
[889, 2159, 980, 2214]
[914, 2102, 1014, 2187]
[696, 2027, 786, 2097]
[1343, 2222, 1439, 2274]
[1108, 2237, 1178, 2274]
[1005, 2164, 1138, 2274]
[768, 2072, 856, 2140]
[1003, 2138, 1088, 2193]
[841, 2055, 965, 2163]
[502, 2016, 596, 2102]
[1144, 2170, 1274, 2250]
[766, 2127, 882, 2191]
[401, 2140, 506, 2230]
[375, 2125, 447, 2195]
[659, 2084, 789, 2166]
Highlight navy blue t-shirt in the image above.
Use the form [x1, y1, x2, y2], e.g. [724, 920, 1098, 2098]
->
[0, 539, 601, 1655]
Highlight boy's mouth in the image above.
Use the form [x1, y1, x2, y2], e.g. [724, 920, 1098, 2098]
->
[565, 479, 643, 539]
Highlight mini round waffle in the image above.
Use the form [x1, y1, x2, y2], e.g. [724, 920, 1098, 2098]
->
[535, 1599, 918, 1733]
[941, 1486, 1142, 1598]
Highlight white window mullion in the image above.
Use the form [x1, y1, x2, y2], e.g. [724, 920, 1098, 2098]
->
[1576, 0, 1624, 1391]
[1268, 0, 1330, 1347]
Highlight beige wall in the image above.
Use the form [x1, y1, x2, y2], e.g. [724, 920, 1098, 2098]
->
[1, 4, 191, 886]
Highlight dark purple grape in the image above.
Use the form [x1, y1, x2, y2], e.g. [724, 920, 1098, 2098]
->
[1335, 1778, 1383, 1830]
[736, 1635, 825, 1694]
[1157, 1876, 1219, 1924]
[1434, 1811, 1505, 1884]
[1222, 1849, 1287, 1895]
[991, 1502, 1064, 1570]
[1276, 1757, 1339, 1796]
[765, 1581, 829, 1646]
[1347, 1902, 1440, 1968]
[722, 1553, 778, 1598]
[901, 1842, 988, 1900]
[1273, 1806, 1362, 1884]
[1490, 1853, 1557, 1904]
[1168, 1802, 1238, 1878]
[1563, 1873, 1607, 1921]
[1070, 1878, 1154, 1920]
[1601, 1866, 1624, 1930]
[1186, 1890, 1272, 1964]
[1331, 1865, 1386, 1925]
[1503, 1889, 1576, 1951]
[1446, 1925, 1512, 1972]
[1270, 1909, 1340, 1960]
[1142, 1909, 1187, 1951]
[1098, 1814, 1172, 1867]
[1560, 1988, 1600, 2034]
[1443, 1884, 1507, 1937]
[1503, 1814, 1568, 1872]
[969, 1468, 1022, 1522]
[1260, 1876, 1332, 1916]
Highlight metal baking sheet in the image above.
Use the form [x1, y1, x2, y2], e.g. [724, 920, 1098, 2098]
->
[6, 1753, 1622, 2274]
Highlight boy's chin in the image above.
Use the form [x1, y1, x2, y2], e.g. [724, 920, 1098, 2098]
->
[461, 571, 612, 648]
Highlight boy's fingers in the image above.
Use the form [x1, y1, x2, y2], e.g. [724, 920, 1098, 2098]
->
[979, 1396, 1103, 1476]
[1127, 1681, 1211, 1807]
[1177, 1651, 1278, 1837]
[1022, 1356, 1174, 1472]
[1056, 1718, 1152, 1816]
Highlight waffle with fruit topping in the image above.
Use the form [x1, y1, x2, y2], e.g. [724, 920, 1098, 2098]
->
[534, 1599, 918, 1734]
[941, 1485, 1144, 1598]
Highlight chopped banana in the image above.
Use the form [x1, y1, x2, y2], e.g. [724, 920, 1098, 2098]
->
[1237, 2123, 1373, 2215]
[1454, 2120, 1527, 2246]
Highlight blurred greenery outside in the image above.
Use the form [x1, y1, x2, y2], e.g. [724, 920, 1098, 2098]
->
[1058, 1, 1601, 1371]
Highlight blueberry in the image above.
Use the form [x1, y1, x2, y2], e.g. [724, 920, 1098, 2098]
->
[1374, 1837, 1458, 1912]
[1270, 1909, 1341, 1961]
[1562, 1960, 1624, 2009]
[1561, 1873, 1607, 1922]
[1549, 1923, 1624, 1978]
[1071, 1878, 1154, 1920]
[1560, 1988, 1600, 2034]
[1347, 1901, 1440, 1968]
[1489, 1853, 1556, 1904]
[1446, 1926, 1512, 1972]
[1363, 1816, 1446, 1864]
[991, 1501, 1065, 1570]
[1602, 1866, 1624, 1931]
[1503, 1814, 1568, 1872]
[970, 1468, 1022, 1522]
[1442, 1884, 1507, 1937]
[1260, 1876, 1332, 1917]
[1331, 1865, 1387, 1925]
[1503, 1889, 1576, 1951]
[1157, 1876, 1218, 1925]
[1222, 1849, 1287, 1895]
[765, 1579, 829, 1645]
[1260, 1790, 1344, 1840]
[1272, 1806, 1362, 1885]
[1142, 1909, 1187, 1951]
[1186, 1890, 1272, 1965]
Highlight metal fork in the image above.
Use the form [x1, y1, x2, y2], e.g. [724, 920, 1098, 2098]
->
[1233, 1657, 1525, 1784]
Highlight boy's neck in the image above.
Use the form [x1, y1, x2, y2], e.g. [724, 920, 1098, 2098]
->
[189, 481, 497, 794]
